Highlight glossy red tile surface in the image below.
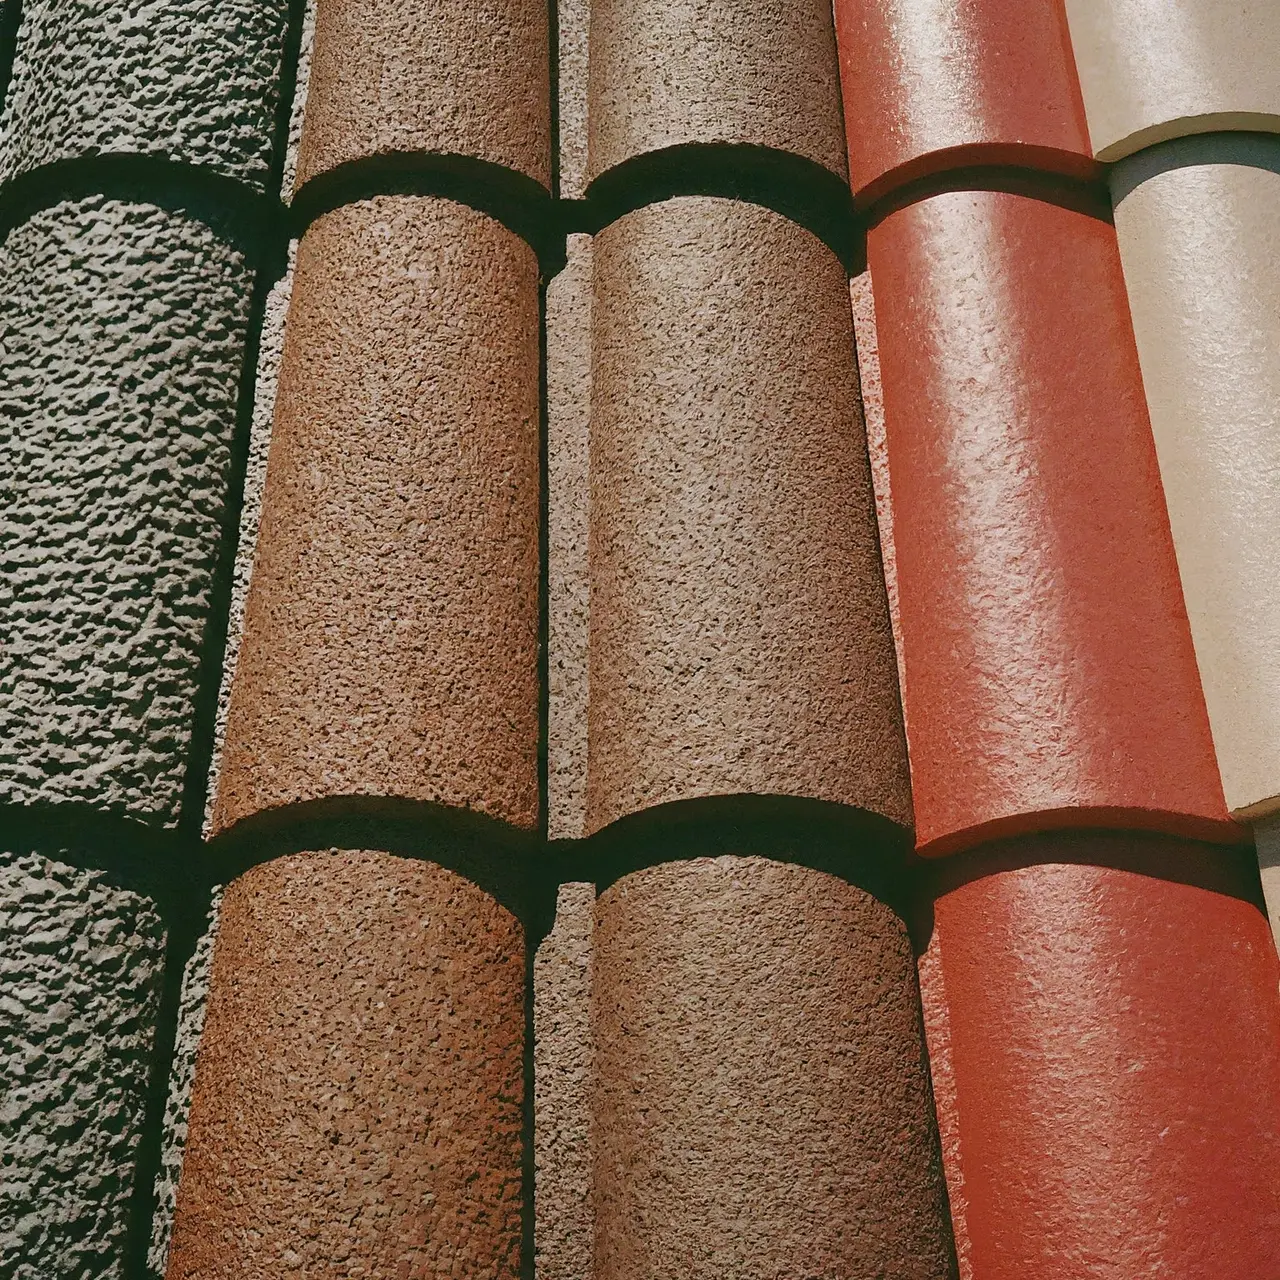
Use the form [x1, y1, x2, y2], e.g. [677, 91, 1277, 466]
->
[868, 188, 1237, 856]
[923, 832, 1280, 1280]
[834, 0, 1096, 208]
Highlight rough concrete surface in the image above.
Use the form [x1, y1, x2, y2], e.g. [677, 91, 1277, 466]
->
[587, 197, 909, 833]
[279, 0, 316, 200]
[0, 0, 290, 188]
[296, 0, 551, 191]
[214, 196, 541, 834]
[547, 235, 592, 841]
[534, 881, 594, 1280]
[557, 0, 590, 199]
[0, 195, 254, 827]
[586, 0, 848, 184]
[203, 243, 297, 839]
[593, 856, 954, 1279]
[145, 887, 223, 1280]
[850, 270, 909, 714]
[0, 849, 166, 1280]
[166, 850, 526, 1279]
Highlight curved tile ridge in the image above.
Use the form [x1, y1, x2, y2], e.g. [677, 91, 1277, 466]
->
[165, 849, 526, 1279]
[586, 195, 910, 837]
[1110, 133, 1280, 822]
[920, 831, 1280, 1280]
[866, 186, 1240, 856]
[0, 0, 292, 192]
[0, 194, 256, 829]
[585, 0, 848, 189]
[1064, 0, 1280, 162]
[294, 0, 551, 193]
[834, 0, 1098, 210]
[213, 195, 541, 837]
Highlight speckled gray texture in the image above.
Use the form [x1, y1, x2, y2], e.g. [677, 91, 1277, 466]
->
[547, 235, 592, 840]
[146, 887, 223, 1280]
[203, 244, 297, 838]
[534, 881, 595, 1280]
[0, 195, 254, 827]
[0, 849, 167, 1280]
[0, 0, 290, 188]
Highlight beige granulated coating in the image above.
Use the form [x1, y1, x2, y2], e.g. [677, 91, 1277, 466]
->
[547, 236, 593, 841]
[214, 197, 541, 833]
[593, 856, 955, 1279]
[1110, 136, 1280, 820]
[533, 881, 595, 1280]
[586, 0, 848, 183]
[296, 0, 551, 190]
[1064, 0, 1280, 161]
[165, 850, 525, 1279]
[587, 197, 911, 834]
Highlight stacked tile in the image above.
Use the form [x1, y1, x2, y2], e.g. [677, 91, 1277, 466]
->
[163, 5, 550, 1276]
[1064, 2, 1280, 932]
[835, 2, 1280, 1275]
[0, 3, 291, 1275]
[582, 7, 955, 1276]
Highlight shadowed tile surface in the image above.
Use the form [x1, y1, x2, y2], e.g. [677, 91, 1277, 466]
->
[0, 0, 290, 187]
[593, 856, 954, 1279]
[0, 196, 254, 826]
[587, 197, 909, 834]
[214, 196, 541, 833]
[166, 850, 525, 1279]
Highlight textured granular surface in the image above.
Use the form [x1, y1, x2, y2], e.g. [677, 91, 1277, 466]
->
[0, 850, 166, 1280]
[587, 0, 848, 182]
[593, 856, 955, 1280]
[534, 881, 594, 1280]
[547, 235, 592, 840]
[146, 887, 223, 1280]
[296, 0, 551, 190]
[0, 196, 253, 826]
[587, 197, 910, 833]
[0, 0, 290, 187]
[214, 196, 541, 833]
[165, 850, 525, 1279]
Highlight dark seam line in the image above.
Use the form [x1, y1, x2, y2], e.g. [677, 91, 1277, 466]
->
[0, 0, 22, 121]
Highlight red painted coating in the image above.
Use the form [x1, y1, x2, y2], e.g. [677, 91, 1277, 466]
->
[923, 832, 1280, 1279]
[868, 189, 1238, 856]
[834, 0, 1096, 208]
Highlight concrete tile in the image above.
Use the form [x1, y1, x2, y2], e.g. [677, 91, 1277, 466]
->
[1111, 134, 1280, 820]
[925, 832, 1280, 1279]
[295, 0, 551, 191]
[1065, 0, 1280, 160]
[586, 196, 909, 835]
[586, 0, 847, 185]
[835, 0, 1095, 206]
[0, 0, 290, 189]
[867, 188, 1236, 855]
[214, 196, 541, 833]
